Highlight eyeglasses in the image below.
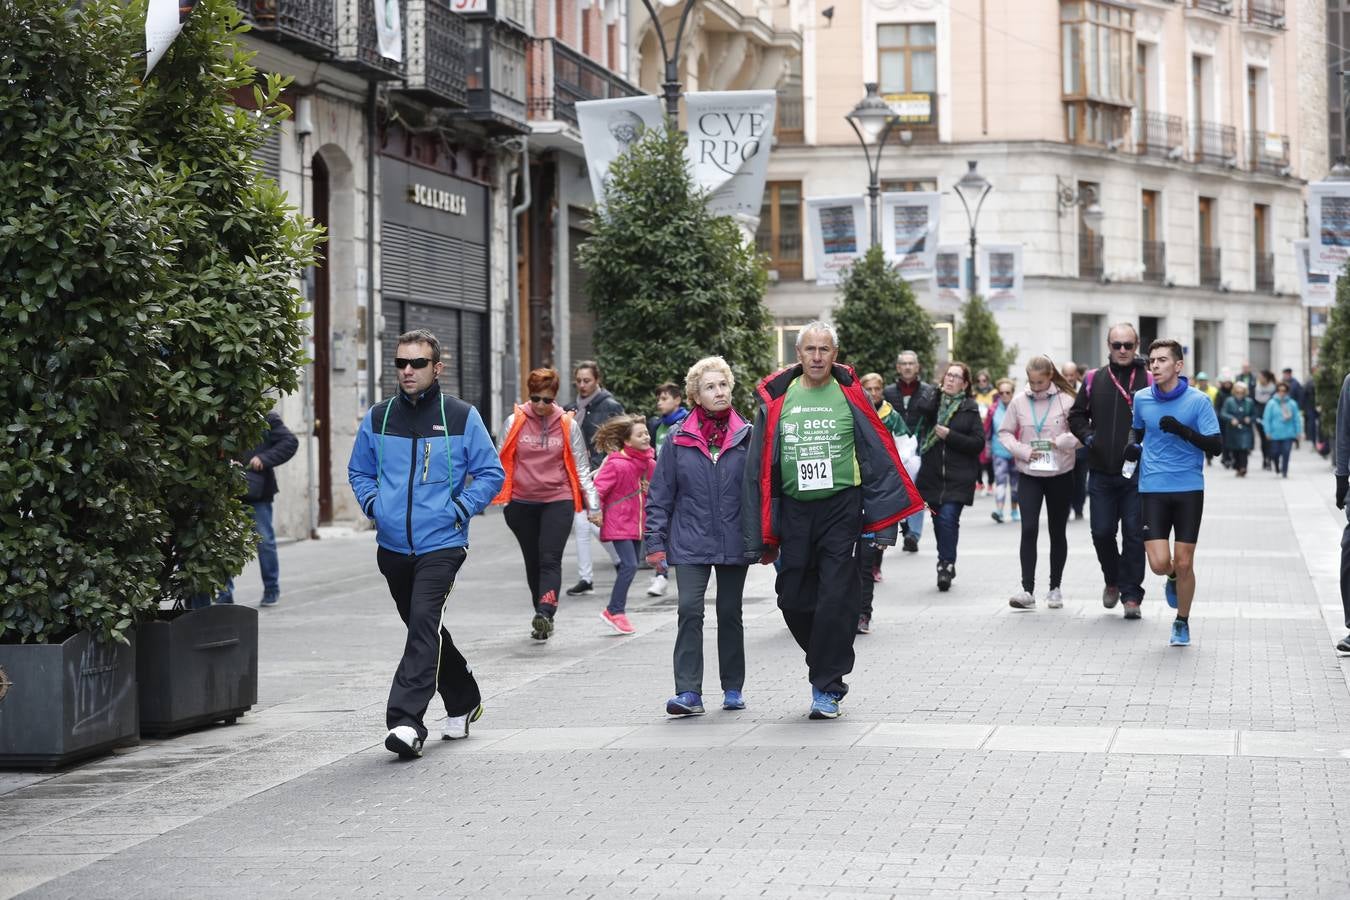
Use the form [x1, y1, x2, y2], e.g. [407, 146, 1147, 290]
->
[1110, 342, 1136, 351]
[393, 357, 433, 370]
[529, 395, 555, 404]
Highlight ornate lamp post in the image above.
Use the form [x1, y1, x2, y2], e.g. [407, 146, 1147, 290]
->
[639, 0, 699, 120]
[952, 160, 993, 294]
[844, 83, 896, 248]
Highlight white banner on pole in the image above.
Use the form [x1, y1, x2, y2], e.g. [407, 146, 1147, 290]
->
[980, 243, 1023, 309]
[375, 0, 402, 62]
[684, 90, 777, 224]
[880, 191, 940, 281]
[577, 95, 666, 207]
[806, 195, 867, 286]
[935, 244, 965, 304]
[1308, 180, 1350, 274]
[145, 0, 195, 75]
[1296, 239, 1335, 307]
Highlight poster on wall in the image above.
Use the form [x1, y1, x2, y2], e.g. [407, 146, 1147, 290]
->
[806, 195, 867, 286]
[980, 243, 1023, 309]
[577, 95, 666, 208]
[144, 0, 197, 75]
[1308, 181, 1350, 274]
[684, 90, 778, 225]
[880, 192, 941, 280]
[1296, 239, 1335, 307]
[934, 244, 965, 304]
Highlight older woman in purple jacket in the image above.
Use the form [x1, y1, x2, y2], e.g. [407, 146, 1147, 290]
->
[645, 356, 752, 718]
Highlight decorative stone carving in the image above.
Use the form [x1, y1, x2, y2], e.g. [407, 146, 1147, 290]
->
[1244, 36, 1271, 62]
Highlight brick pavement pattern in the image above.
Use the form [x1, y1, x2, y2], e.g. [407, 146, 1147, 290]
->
[4, 445, 1350, 897]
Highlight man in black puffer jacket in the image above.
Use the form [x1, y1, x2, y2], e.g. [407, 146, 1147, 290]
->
[563, 360, 625, 596]
[1067, 323, 1151, 619]
[220, 409, 298, 607]
[883, 350, 938, 552]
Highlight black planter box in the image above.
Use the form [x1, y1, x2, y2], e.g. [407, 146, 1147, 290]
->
[136, 604, 258, 737]
[0, 630, 139, 769]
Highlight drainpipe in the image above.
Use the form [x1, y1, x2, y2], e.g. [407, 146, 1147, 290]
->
[365, 82, 378, 408]
[507, 137, 531, 408]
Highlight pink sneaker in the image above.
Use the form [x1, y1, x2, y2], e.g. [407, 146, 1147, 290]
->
[600, 609, 635, 635]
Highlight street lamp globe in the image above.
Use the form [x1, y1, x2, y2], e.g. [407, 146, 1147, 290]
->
[1082, 200, 1105, 231]
[955, 160, 991, 198]
[846, 82, 894, 145]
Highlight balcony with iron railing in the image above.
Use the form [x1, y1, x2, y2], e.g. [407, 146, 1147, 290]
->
[1079, 232, 1104, 280]
[528, 38, 643, 127]
[1247, 130, 1290, 175]
[403, 0, 468, 108]
[1135, 111, 1184, 160]
[1142, 240, 1166, 284]
[756, 231, 803, 281]
[1199, 247, 1222, 288]
[1191, 122, 1236, 167]
[1189, 0, 1231, 14]
[236, 0, 336, 57]
[336, 0, 404, 79]
[1246, 0, 1285, 28]
[1255, 251, 1275, 292]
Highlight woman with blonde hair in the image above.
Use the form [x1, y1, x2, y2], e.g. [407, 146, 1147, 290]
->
[998, 356, 1080, 610]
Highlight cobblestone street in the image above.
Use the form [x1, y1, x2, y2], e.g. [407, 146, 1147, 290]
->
[4, 445, 1350, 898]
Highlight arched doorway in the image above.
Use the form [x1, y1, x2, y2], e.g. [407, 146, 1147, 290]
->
[311, 152, 332, 523]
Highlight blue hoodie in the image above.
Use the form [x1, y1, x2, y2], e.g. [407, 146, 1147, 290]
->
[348, 382, 505, 555]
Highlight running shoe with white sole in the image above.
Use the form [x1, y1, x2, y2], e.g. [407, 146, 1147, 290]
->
[645, 573, 668, 597]
[1046, 588, 1063, 609]
[1009, 591, 1036, 610]
[1169, 620, 1190, 647]
[385, 725, 423, 759]
[441, 703, 484, 740]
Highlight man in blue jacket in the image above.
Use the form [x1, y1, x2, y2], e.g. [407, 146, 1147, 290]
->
[1334, 372, 1350, 654]
[348, 329, 505, 759]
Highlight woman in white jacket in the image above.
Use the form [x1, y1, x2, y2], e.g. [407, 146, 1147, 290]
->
[998, 356, 1081, 610]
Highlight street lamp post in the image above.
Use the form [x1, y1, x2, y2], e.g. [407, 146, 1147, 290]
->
[952, 160, 993, 295]
[639, 0, 699, 121]
[845, 83, 896, 249]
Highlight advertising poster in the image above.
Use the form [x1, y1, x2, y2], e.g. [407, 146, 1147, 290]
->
[980, 243, 1023, 309]
[576, 95, 666, 208]
[806, 195, 867, 286]
[684, 91, 777, 224]
[934, 244, 965, 304]
[1308, 181, 1350, 274]
[145, 0, 197, 75]
[880, 191, 941, 280]
[1296, 240, 1335, 307]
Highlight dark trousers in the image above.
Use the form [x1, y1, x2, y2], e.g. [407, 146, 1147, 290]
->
[1340, 506, 1350, 630]
[1071, 449, 1089, 516]
[1269, 438, 1293, 476]
[504, 500, 573, 611]
[377, 546, 481, 740]
[859, 542, 880, 616]
[1087, 470, 1145, 603]
[776, 487, 862, 696]
[1018, 471, 1073, 593]
[608, 539, 642, 614]
[931, 500, 963, 563]
[1231, 449, 1250, 472]
[673, 564, 747, 695]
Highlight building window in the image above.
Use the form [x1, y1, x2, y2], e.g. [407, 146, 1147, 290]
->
[756, 182, 803, 281]
[1072, 313, 1106, 370]
[1061, 1, 1134, 147]
[1254, 203, 1273, 292]
[878, 23, 938, 138]
[1198, 195, 1220, 288]
[1141, 189, 1164, 283]
[880, 178, 938, 193]
[1192, 320, 1221, 378]
[1078, 180, 1103, 280]
[1139, 315, 1161, 350]
[771, 322, 810, 368]
[776, 56, 804, 145]
[1249, 322, 1275, 373]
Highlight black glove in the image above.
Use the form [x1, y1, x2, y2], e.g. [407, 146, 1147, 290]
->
[1084, 433, 1095, 448]
[1338, 475, 1348, 510]
[1159, 415, 1183, 436]
[1123, 443, 1142, 463]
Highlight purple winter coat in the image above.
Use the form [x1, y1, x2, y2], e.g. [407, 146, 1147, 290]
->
[643, 410, 751, 566]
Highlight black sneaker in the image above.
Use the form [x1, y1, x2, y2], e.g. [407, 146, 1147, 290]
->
[936, 562, 953, 592]
[856, 614, 871, 634]
[1337, 633, 1350, 653]
[565, 580, 594, 596]
[1122, 600, 1142, 619]
[385, 726, 423, 759]
[902, 535, 919, 553]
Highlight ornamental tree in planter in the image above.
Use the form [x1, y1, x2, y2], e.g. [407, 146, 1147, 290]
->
[833, 245, 936, 381]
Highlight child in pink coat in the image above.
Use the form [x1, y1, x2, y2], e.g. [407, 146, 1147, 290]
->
[591, 415, 656, 634]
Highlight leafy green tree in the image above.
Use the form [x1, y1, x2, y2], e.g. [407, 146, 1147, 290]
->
[578, 127, 772, 414]
[953, 293, 1017, 380]
[833, 245, 935, 380]
[1, 0, 317, 643]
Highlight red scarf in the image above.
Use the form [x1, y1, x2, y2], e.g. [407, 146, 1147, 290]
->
[693, 406, 732, 451]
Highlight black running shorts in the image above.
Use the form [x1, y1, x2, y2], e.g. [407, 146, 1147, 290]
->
[1140, 490, 1204, 545]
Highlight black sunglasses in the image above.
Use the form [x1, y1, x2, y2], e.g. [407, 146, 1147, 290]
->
[529, 395, 555, 404]
[1110, 341, 1136, 351]
[393, 357, 433, 370]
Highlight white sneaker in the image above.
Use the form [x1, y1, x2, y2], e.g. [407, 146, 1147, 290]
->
[384, 725, 423, 758]
[1009, 591, 1036, 610]
[440, 703, 484, 740]
[645, 573, 669, 597]
[1046, 588, 1064, 609]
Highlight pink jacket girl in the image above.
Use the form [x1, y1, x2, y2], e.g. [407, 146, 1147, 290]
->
[594, 444, 657, 541]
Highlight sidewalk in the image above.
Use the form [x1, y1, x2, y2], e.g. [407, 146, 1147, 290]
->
[4, 445, 1350, 898]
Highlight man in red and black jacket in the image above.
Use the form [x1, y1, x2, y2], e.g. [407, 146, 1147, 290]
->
[742, 322, 923, 720]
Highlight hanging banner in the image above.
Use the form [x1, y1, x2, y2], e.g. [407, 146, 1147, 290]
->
[1308, 180, 1350, 274]
[145, 0, 197, 76]
[935, 244, 965, 304]
[806, 195, 867, 286]
[374, 0, 402, 62]
[980, 243, 1023, 309]
[684, 90, 777, 224]
[1296, 240, 1335, 307]
[576, 95, 666, 207]
[880, 191, 940, 281]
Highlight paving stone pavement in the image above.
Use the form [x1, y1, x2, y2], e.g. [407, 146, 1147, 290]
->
[5, 444, 1350, 898]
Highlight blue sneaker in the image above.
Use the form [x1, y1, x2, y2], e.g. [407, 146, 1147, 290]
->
[809, 689, 842, 719]
[1169, 620, 1190, 647]
[1164, 575, 1178, 609]
[666, 691, 705, 716]
[722, 690, 746, 711]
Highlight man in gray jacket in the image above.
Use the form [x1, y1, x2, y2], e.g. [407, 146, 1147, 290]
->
[1334, 373, 1350, 653]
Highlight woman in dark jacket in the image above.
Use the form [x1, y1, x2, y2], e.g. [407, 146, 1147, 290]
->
[644, 356, 752, 718]
[914, 361, 986, 592]
[1220, 381, 1256, 477]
